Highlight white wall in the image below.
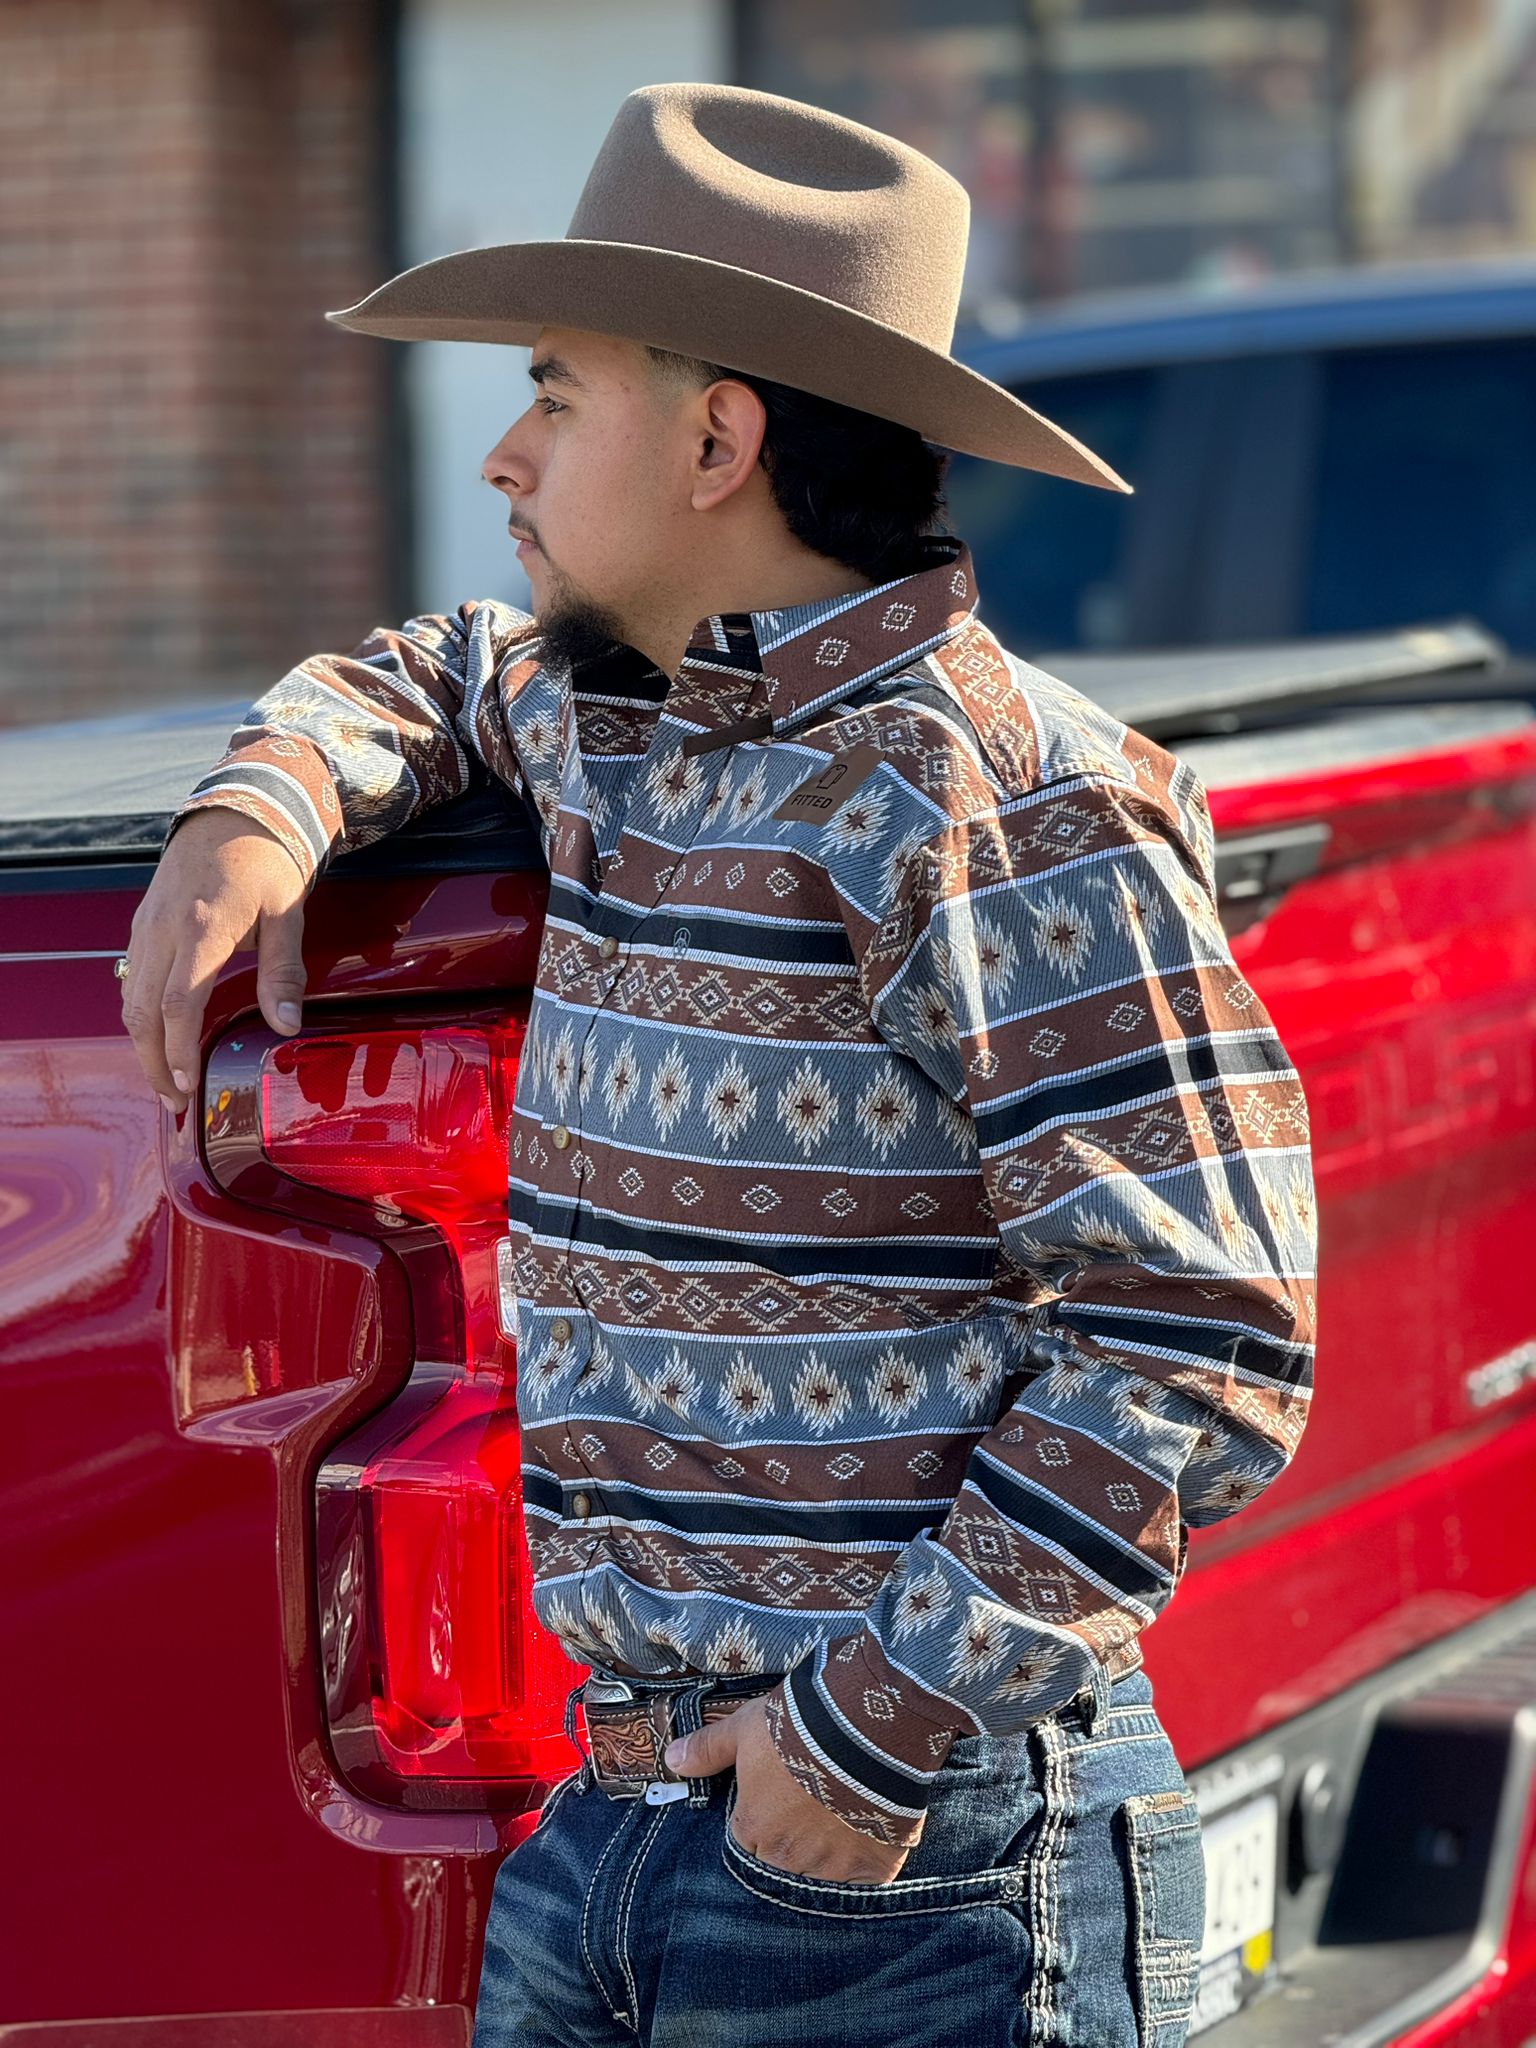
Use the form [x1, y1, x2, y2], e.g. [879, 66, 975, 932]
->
[398, 0, 729, 617]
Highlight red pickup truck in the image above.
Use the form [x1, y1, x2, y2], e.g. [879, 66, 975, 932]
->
[4, 617, 1535, 2046]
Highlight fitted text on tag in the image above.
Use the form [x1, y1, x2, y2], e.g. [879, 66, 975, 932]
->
[771, 742, 886, 822]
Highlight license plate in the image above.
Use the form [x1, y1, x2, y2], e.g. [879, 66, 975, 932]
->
[1188, 1793, 1279, 2037]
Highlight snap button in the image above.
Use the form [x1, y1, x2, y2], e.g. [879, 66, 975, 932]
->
[572, 1491, 592, 1519]
[551, 1316, 572, 1343]
[598, 934, 618, 959]
[551, 1124, 571, 1148]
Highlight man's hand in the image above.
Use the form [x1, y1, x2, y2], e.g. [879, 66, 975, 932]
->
[122, 808, 313, 1117]
[663, 1693, 921, 1883]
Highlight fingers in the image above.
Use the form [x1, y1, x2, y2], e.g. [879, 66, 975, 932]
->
[148, 918, 242, 1113]
[120, 933, 184, 1114]
[121, 815, 312, 1115]
[255, 901, 308, 1036]
[123, 916, 249, 1116]
[663, 1713, 734, 1779]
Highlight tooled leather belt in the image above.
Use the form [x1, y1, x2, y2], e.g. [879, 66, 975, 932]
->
[575, 1637, 1143, 1803]
[579, 1672, 784, 1801]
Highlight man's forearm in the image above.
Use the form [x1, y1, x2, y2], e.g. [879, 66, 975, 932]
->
[165, 601, 545, 886]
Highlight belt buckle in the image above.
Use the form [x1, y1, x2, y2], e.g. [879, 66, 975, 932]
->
[574, 1676, 643, 1799]
[581, 1675, 685, 1802]
[582, 1676, 639, 1707]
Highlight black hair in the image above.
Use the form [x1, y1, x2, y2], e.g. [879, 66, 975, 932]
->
[644, 345, 952, 585]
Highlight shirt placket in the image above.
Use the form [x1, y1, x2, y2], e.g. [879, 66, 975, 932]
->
[558, 652, 770, 1260]
[508, 689, 615, 1596]
[538, 650, 771, 1646]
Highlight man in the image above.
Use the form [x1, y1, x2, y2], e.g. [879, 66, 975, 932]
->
[124, 81, 1315, 2048]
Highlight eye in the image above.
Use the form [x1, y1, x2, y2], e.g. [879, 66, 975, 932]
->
[536, 395, 566, 416]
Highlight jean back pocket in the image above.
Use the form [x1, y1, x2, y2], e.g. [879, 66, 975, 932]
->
[1119, 1787, 1205, 2047]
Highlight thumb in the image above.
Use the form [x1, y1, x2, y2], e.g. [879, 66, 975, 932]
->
[256, 903, 308, 1035]
[663, 1712, 737, 1778]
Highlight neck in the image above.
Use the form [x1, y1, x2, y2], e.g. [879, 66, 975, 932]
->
[631, 553, 880, 681]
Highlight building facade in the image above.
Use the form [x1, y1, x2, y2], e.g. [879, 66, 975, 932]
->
[4, 0, 1534, 719]
[0, 0, 402, 724]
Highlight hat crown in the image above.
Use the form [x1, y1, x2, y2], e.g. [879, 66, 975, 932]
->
[566, 83, 970, 355]
[324, 80, 1131, 491]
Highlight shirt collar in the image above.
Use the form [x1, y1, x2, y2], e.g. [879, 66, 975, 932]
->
[675, 533, 979, 741]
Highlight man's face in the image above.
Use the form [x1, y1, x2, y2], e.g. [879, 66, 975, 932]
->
[480, 327, 705, 674]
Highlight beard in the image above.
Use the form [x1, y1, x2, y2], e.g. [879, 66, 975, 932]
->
[531, 561, 631, 676]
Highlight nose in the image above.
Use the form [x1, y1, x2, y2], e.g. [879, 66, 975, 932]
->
[481, 410, 537, 501]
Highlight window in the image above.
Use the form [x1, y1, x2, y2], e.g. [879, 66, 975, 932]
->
[1302, 337, 1536, 653]
[942, 364, 1178, 653]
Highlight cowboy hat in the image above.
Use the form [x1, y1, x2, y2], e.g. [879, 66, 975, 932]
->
[326, 81, 1132, 493]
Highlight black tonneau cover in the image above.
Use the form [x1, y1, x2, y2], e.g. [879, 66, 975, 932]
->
[0, 618, 1510, 865]
[1039, 618, 1506, 737]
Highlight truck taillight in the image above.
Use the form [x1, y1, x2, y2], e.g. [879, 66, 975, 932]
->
[203, 1010, 587, 1811]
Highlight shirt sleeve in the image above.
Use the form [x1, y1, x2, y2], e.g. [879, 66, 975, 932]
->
[762, 764, 1317, 1848]
[160, 599, 548, 887]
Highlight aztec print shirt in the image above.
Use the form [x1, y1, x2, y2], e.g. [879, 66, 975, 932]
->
[165, 533, 1316, 1848]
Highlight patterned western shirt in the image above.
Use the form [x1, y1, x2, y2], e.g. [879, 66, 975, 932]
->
[165, 533, 1316, 1847]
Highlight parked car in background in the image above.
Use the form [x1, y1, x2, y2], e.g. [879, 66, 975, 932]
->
[949, 256, 1536, 682]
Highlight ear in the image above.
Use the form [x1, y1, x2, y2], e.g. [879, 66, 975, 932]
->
[689, 377, 768, 513]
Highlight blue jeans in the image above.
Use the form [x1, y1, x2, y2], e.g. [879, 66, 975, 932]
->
[471, 1663, 1205, 2047]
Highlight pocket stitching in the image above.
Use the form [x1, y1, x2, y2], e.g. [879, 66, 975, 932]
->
[1121, 1789, 1204, 2046]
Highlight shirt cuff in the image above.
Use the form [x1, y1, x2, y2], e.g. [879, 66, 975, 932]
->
[762, 1630, 967, 1848]
[166, 791, 323, 887]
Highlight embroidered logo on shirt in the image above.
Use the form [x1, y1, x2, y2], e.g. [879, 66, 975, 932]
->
[771, 742, 885, 822]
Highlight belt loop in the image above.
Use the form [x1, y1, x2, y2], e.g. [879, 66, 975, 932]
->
[669, 1679, 715, 1809]
[565, 1677, 589, 1758]
[563, 1679, 597, 1790]
[1074, 1654, 1113, 1737]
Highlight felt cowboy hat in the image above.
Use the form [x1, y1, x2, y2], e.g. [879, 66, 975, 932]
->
[326, 80, 1132, 493]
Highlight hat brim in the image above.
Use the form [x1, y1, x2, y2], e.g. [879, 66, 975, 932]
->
[325, 239, 1133, 493]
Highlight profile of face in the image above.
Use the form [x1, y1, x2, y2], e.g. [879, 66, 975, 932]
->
[479, 326, 768, 677]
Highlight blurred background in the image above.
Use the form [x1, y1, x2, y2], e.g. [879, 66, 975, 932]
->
[3, 0, 1534, 722]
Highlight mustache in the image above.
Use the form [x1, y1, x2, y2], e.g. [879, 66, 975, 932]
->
[508, 519, 541, 548]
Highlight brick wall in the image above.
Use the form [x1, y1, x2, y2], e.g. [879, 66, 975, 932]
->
[0, 0, 400, 726]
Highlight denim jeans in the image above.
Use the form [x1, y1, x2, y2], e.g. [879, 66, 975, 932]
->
[471, 1662, 1205, 2048]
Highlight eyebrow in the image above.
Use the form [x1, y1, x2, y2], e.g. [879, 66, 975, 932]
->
[528, 354, 588, 391]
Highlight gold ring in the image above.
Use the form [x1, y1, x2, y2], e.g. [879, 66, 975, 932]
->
[114, 955, 131, 980]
